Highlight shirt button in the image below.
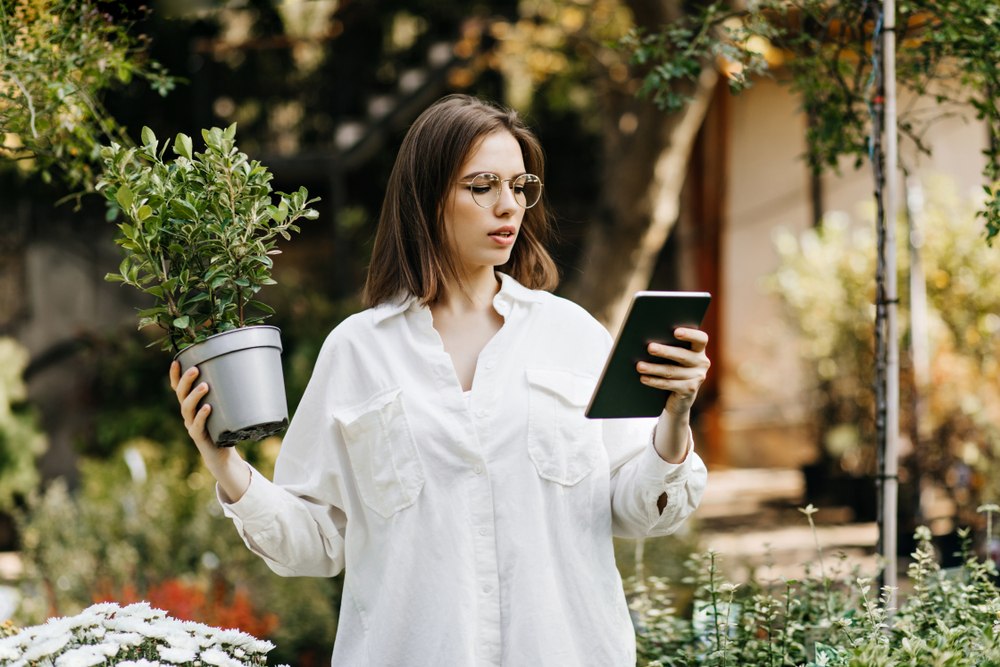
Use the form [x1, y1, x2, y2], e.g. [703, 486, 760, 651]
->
[473, 465, 483, 474]
[485, 361, 496, 370]
[479, 526, 488, 536]
[476, 409, 487, 418]
[482, 584, 492, 593]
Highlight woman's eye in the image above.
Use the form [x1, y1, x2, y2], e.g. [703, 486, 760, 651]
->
[471, 186, 493, 194]
[513, 186, 525, 195]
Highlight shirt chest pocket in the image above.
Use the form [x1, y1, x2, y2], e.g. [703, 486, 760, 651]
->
[333, 386, 425, 519]
[525, 368, 604, 486]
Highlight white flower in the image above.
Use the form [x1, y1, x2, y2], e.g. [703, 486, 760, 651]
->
[118, 602, 161, 620]
[250, 639, 274, 654]
[157, 645, 198, 664]
[104, 632, 143, 646]
[215, 629, 255, 649]
[200, 647, 243, 667]
[233, 648, 245, 658]
[0, 644, 21, 660]
[165, 631, 201, 651]
[55, 644, 118, 667]
[21, 632, 73, 661]
[85, 602, 120, 616]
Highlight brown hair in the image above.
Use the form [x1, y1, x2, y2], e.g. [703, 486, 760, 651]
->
[364, 94, 559, 307]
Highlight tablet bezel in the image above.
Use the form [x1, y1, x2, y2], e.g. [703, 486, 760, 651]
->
[584, 291, 712, 419]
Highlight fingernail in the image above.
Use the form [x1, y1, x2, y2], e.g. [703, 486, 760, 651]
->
[199, 383, 207, 390]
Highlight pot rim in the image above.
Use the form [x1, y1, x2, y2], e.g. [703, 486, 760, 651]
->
[174, 324, 283, 364]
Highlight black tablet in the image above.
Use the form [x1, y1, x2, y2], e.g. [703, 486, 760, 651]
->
[585, 291, 712, 419]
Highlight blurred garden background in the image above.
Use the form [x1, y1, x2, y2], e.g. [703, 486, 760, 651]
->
[2, 0, 1000, 664]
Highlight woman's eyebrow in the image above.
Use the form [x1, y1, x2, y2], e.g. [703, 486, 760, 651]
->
[459, 170, 526, 180]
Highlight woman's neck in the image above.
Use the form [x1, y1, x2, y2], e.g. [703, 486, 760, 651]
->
[434, 266, 502, 316]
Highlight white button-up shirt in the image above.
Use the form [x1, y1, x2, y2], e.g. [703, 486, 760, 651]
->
[219, 273, 707, 667]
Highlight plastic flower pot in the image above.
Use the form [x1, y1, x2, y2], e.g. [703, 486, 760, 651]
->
[175, 325, 288, 447]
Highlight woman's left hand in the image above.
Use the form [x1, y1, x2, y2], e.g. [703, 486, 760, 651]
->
[637, 328, 711, 418]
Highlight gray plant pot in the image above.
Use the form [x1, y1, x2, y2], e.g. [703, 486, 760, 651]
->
[175, 325, 288, 447]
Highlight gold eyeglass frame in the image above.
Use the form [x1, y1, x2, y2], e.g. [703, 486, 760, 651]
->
[457, 172, 544, 209]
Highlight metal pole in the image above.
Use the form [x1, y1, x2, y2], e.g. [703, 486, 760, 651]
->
[883, 0, 900, 608]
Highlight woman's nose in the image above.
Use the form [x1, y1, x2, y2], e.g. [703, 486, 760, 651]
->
[495, 181, 518, 213]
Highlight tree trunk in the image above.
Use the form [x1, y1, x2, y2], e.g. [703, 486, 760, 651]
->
[564, 0, 719, 332]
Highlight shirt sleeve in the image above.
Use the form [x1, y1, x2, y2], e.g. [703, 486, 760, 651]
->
[216, 336, 351, 578]
[603, 417, 708, 539]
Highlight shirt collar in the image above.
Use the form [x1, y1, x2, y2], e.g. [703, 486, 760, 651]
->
[371, 272, 543, 326]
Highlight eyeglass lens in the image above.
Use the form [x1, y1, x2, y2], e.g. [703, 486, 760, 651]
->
[470, 173, 542, 208]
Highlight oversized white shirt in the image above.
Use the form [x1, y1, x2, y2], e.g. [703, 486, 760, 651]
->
[219, 273, 707, 667]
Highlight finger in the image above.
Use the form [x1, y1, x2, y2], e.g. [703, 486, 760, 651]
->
[640, 375, 702, 395]
[174, 366, 200, 405]
[181, 381, 210, 425]
[169, 361, 180, 391]
[674, 328, 709, 353]
[637, 361, 703, 381]
[647, 343, 701, 367]
[191, 403, 213, 445]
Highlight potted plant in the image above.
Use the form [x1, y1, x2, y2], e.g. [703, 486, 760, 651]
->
[99, 124, 319, 446]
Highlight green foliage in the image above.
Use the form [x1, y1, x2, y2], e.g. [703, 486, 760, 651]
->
[0, 0, 178, 193]
[632, 523, 1000, 667]
[0, 338, 46, 511]
[97, 125, 320, 353]
[14, 442, 340, 666]
[621, 0, 1000, 239]
[766, 178, 1000, 517]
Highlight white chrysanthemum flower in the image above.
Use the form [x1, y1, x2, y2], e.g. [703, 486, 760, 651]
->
[104, 631, 143, 647]
[54, 643, 118, 667]
[200, 647, 242, 667]
[250, 639, 274, 654]
[157, 645, 198, 664]
[139, 623, 169, 640]
[233, 648, 245, 658]
[0, 644, 21, 660]
[85, 602, 120, 616]
[21, 632, 73, 661]
[214, 629, 253, 648]
[118, 602, 159, 620]
[106, 617, 149, 635]
[165, 631, 201, 651]
[89, 626, 106, 639]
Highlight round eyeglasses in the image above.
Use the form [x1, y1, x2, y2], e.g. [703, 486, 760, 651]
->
[457, 173, 544, 209]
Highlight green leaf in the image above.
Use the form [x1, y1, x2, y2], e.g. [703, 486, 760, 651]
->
[211, 276, 227, 290]
[168, 244, 185, 254]
[175, 133, 193, 160]
[116, 184, 135, 210]
[137, 205, 152, 221]
[302, 209, 320, 220]
[162, 277, 178, 292]
[145, 286, 164, 298]
[173, 316, 191, 329]
[248, 300, 276, 314]
[105, 273, 126, 282]
[141, 126, 156, 146]
[234, 278, 250, 287]
[224, 123, 237, 141]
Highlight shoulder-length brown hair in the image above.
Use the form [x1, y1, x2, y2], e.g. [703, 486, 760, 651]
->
[364, 94, 559, 307]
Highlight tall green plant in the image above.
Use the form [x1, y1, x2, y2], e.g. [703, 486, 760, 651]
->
[98, 125, 319, 352]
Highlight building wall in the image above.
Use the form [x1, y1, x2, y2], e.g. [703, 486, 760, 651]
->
[719, 75, 990, 468]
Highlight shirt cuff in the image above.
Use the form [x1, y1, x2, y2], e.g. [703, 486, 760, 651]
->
[217, 464, 281, 535]
[637, 426, 694, 487]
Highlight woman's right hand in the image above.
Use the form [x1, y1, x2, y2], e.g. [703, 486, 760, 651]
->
[170, 360, 216, 451]
[169, 360, 251, 502]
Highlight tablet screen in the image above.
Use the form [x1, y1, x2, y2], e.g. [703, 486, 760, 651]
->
[585, 291, 711, 419]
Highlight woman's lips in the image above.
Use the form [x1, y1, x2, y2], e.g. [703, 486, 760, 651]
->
[489, 230, 516, 246]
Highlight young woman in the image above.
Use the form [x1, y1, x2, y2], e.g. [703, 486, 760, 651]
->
[170, 94, 709, 667]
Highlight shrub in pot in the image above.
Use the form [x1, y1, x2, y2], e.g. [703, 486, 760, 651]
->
[99, 124, 319, 446]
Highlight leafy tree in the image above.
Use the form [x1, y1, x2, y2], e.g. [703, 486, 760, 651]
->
[621, 0, 1000, 239]
[0, 0, 178, 194]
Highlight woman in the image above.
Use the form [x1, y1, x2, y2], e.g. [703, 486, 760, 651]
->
[170, 94, 709, 666]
